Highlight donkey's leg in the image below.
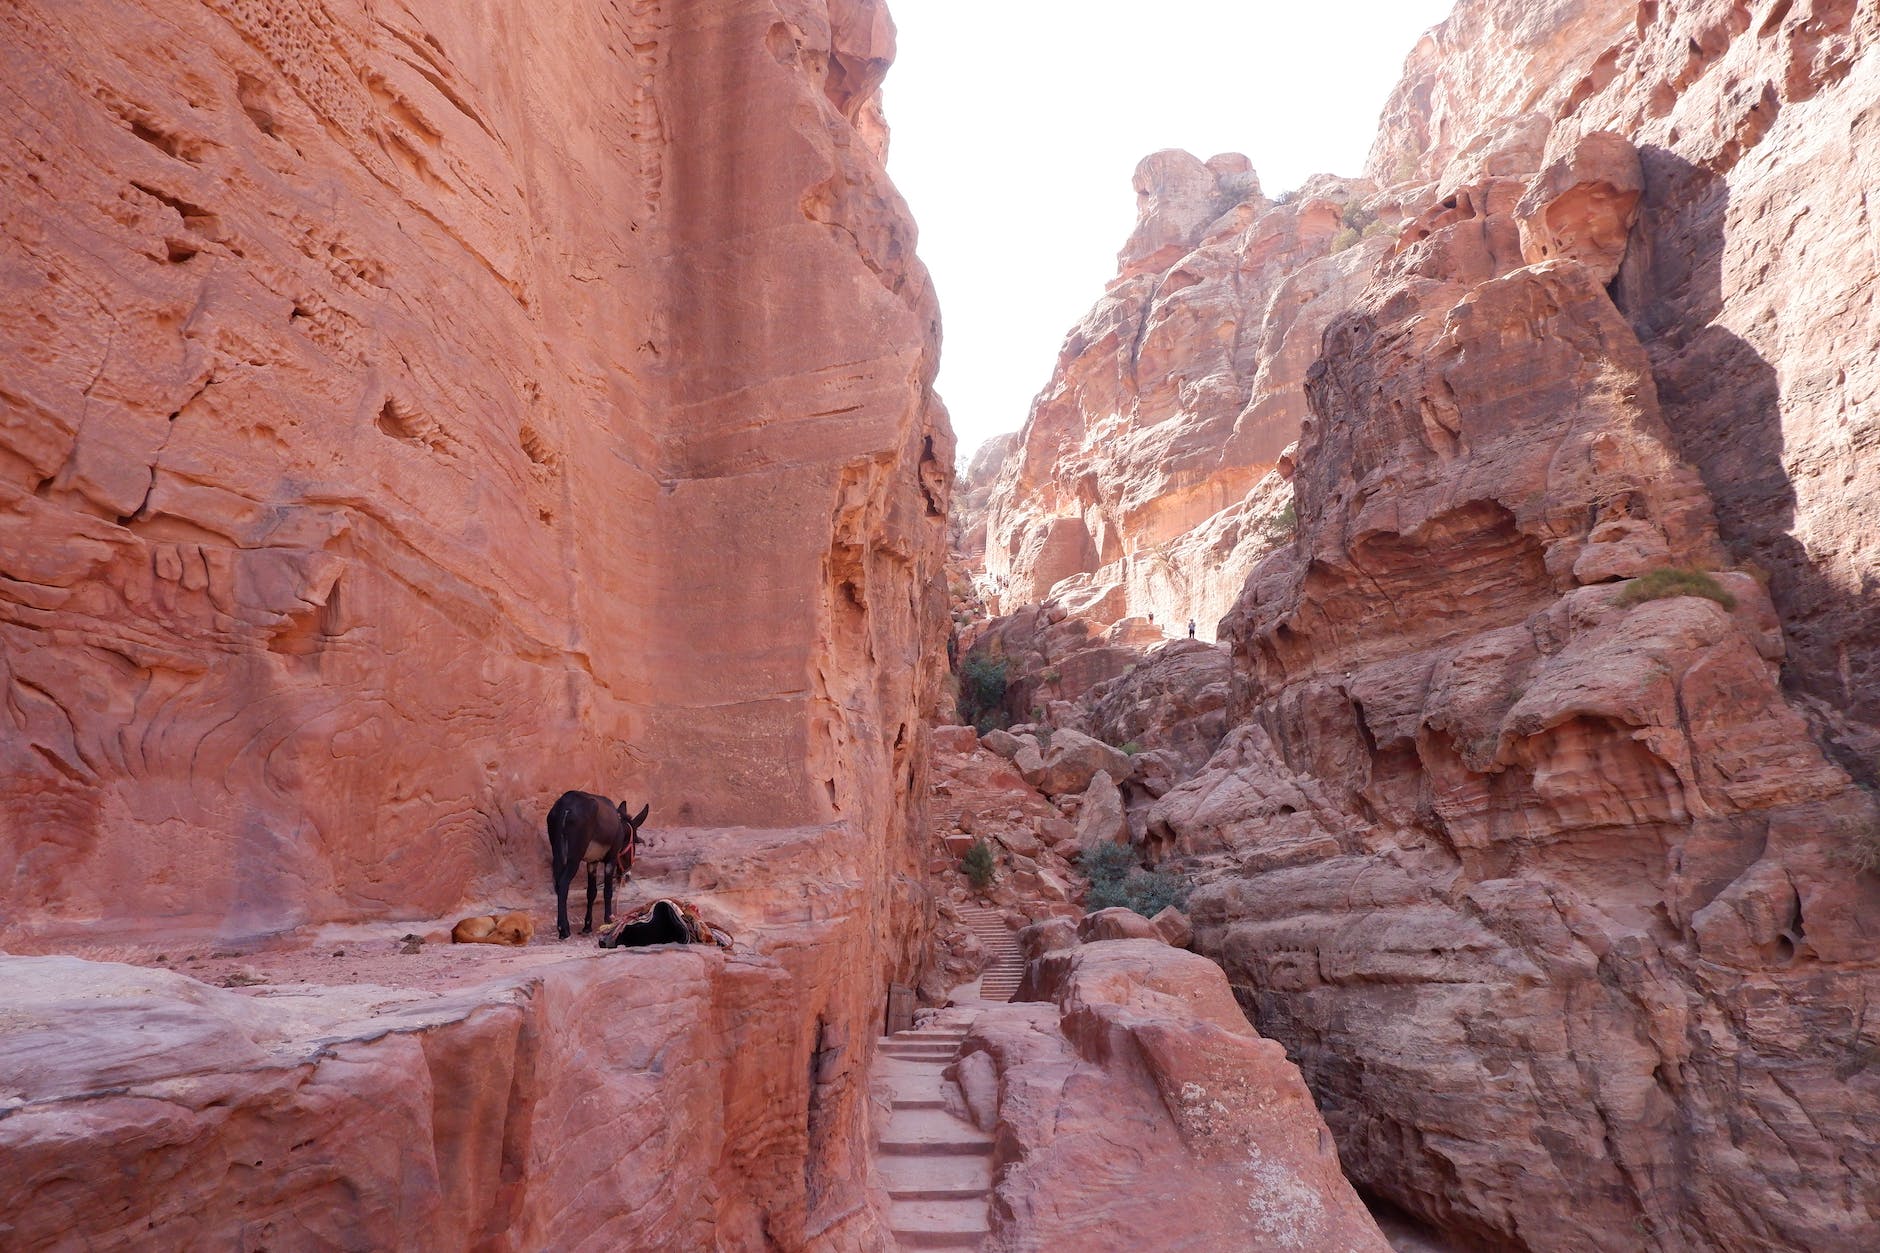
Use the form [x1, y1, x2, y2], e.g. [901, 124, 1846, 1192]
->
[603, 860, 616, 925]
[583, 862, 599, 933]
[554, 859, 577, 940]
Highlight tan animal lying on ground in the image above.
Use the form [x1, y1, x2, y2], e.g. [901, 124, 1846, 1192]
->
[450, 911, 536, 946]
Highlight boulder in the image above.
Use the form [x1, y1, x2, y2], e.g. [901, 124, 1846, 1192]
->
[1078, 908, 1162, 943]
[1073, 770, 1130, 849]
[979, 728, 1028, 760]
[932, 725, 982, 754]
[1018, 917, 1081, 962]
[960, 942, 1389, 1250]
[1015, 728, 1132, 798]
[1150, 907, 1193, 949]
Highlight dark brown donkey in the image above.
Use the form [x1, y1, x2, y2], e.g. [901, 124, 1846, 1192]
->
[547, 791, 651, 940]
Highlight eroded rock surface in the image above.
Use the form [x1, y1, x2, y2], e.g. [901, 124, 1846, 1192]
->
[977, 4, 1880, 1249]
[980, 153, 1386, 637]
[964, 939, 1389, 1252]
[0, 0, 947, 1246]
[0, 0, 947, 940]
[1147, 27, 1880, 1250]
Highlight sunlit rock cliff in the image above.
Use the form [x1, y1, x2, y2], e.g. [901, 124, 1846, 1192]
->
[0, 0, 948, 1245]
[987, 1, 1880, 1249]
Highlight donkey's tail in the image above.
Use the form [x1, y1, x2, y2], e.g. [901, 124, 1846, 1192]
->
[546, 792, 580, 875]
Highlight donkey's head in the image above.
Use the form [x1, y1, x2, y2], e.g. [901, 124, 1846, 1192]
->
[617, 801, 650, 848]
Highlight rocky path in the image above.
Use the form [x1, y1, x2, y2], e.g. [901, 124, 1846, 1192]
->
[874, 1014, 993, 1250]
[958, 906, 1022, 1002]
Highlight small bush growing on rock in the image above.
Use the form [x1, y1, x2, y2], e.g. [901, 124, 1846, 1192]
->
[1362, 218, 1397, 240]
[958, 653, 1010, 732]
[1330, 226, 1362, 253]
[1263, 503, 1297, 540]
[1856, 824, 1880, 876]
[1120, 740, 1143, 756]
[1615, 567, 1737, 611]
[1080, 843, 1191, 918]
[961, 838, 997, 891]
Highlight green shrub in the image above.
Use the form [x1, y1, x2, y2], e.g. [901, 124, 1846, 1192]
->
[1855, 824, 1880, 876]
[961, 838, 997, 891]
[1362, 218, 1396, 240]
[958, 652, 1010, 729]
[1341, 204, 1376, 232]
[1120, 740, 1143, 757]
[1264, 502, 1297, 540]
[1330, 226, 1362, 254]
[1079, 843, 1190, 918]
[1615, 567, 1737, 611]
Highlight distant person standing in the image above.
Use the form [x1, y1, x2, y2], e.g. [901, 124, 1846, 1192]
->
[1187, 619, 1196, 638]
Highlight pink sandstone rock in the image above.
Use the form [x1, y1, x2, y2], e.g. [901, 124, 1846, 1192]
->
[1071, 770, 1129, 850]
[966, 941, 1390, 1252]
[1150, 906, 1192, 948]
[980, 159, 1387, 637]
[1076, 907, 1160, 943]
[0, 0, 947, 1244]
[1145, 55, 1880, 1249]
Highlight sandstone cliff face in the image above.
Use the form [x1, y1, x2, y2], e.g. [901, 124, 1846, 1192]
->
[980, 152, 1385, 638]
[1375, 0, 1880, 772]
[1118, 5, 1880, 1247]
[1, 0, 947, 1245]
[0, 0, 946, 950]
[966, 939, 1390, 1252]
[974, 2, 1880, 1249]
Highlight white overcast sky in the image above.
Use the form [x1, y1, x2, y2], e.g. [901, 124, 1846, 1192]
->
[882, 0, 1458, 462]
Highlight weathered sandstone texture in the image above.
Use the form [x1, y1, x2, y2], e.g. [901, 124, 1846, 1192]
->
[1376, 0, 1880, 769]
[1, 0, 947, 1246]
[2, 823, 918, 1251]
[0, 0, 948, 939]
[979, 149, 1386, 637]
[971, 3, 1880, 1248]
[1128, 18, 1880, 1248]
[921, 725, 1086, 992]
[962, 939, 1390, 1252]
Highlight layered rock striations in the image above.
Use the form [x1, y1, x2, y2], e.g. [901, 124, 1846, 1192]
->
[1136, 6, 1880, 1246]
[975, 1, 1880, 1249]
[1376, 0, 1880, 770]
[980, 151, 1388, 638]
[1, 0, 947, 1245]
[964, 938, 1390, 1252]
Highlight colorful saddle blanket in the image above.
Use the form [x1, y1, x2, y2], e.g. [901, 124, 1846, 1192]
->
[596, 898, 732, 950]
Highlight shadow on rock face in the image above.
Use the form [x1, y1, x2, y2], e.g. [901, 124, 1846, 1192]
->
[1616, 145, 1880, 778]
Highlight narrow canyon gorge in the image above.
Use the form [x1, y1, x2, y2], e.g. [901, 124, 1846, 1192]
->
[3, 0, 1877, 1251]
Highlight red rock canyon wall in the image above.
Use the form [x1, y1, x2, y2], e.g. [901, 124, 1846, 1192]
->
[0, 0, 948, 940]
[979, 153, 1388, 640]
[1, 0, 947, 1246]
[981, 1, 1880, 1249]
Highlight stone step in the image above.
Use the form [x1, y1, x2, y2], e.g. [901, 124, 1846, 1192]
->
[879, 1137, 995, 1157]
[876, 1068, 951, 1106]
[892, 1226, 990, 1247]
[890, 1198, 992, 1244]
[878, 1152, 992, 1193]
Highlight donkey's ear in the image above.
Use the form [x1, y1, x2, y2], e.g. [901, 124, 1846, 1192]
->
[631, 803, 650, 827]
